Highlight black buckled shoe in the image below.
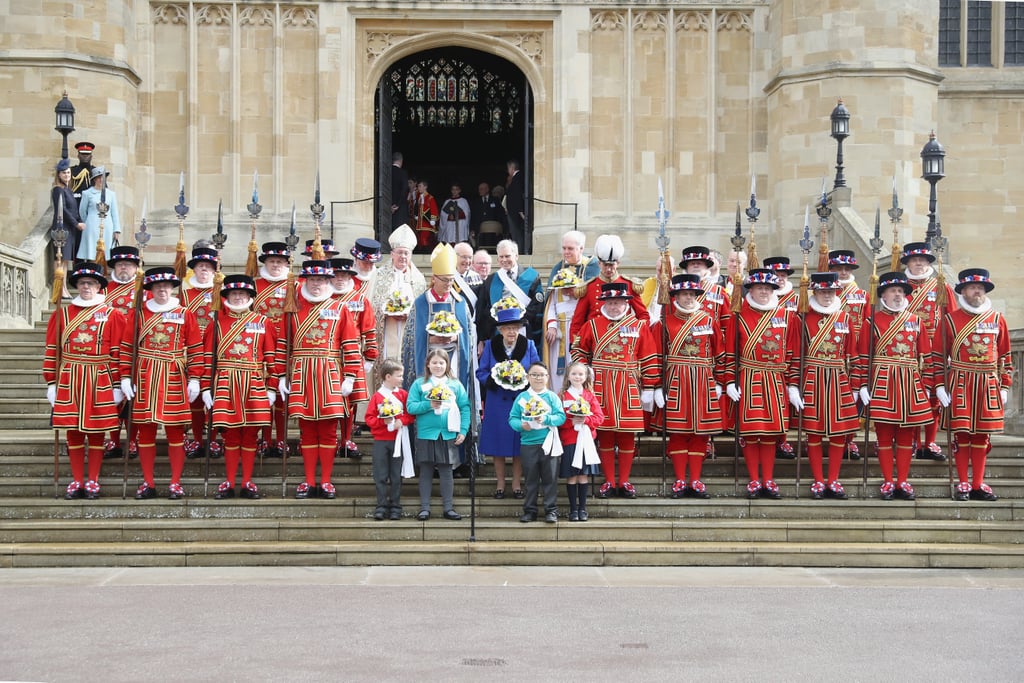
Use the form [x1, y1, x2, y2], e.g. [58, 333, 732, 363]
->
[64, 481, 84, 500]
[214, 481, 235, 500]
[294, 482, 312, 500]
[240, 482, 260, 500]
[134, 483, 157, 500]
[776, 441, 797, 460]
[168, 483, 185, 500]
[969, 485, 997, 502]
[443, 510, 462, 521]
[894, 481, 916, 501]
[319, 483, 336, 500]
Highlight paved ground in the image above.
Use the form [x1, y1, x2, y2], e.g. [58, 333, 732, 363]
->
[1, 566, 1022, 682]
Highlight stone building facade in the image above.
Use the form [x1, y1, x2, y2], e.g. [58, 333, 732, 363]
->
[1, 1, 1022, 325]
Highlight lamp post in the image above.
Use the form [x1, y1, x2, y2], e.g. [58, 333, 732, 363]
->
[829, 98, 850, 190]
[920, 130, 946, 251]
[54, 91, 76, 160]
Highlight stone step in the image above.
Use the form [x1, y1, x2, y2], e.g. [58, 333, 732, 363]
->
[0, 414, 51, 429]
[0, 399, 52, 414]
[2, 496, 1021, 522]
[0, 370, 48, 385]
[0, 355, 44, 370]
[3, 451, 1023, 483]
[1, 517, 1020, 546]
[1, 538, 1021, 569]
[0, 384, 49, 398]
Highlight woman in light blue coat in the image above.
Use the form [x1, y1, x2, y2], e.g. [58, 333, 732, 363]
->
[77, 166, 121, 261]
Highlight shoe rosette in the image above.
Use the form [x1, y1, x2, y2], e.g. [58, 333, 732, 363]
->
[491, 359, 528, 391]
[425, 310, 462, 338]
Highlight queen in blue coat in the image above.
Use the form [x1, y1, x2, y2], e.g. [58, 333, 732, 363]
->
[476, 307, 540, 498]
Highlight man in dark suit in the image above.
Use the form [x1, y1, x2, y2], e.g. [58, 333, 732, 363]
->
[390, 151, 409, 230]
[505, 159, 526, 254]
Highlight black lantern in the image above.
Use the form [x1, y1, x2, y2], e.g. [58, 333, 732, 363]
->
[54, 91, 76, 160]
[920, 131, 946, 248]
[829, 98, 850, 189]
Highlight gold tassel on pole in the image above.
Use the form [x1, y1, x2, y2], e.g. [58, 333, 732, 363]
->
[95, 236, 107, 275]
[173, 171, 189, 280]
[888, 174, 904, 272]
[798, 205, 813, 315]
[210, 271, 225, 312]
[284, 271, 298, 314]
[50, 262, 65, 305]
[245, 170, 261, 277]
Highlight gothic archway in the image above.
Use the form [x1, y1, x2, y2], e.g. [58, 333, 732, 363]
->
[375, 46, 534, 251]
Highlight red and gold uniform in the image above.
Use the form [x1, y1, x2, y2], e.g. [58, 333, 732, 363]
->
[44, 263, 126, 498]
[903, 242, 958, 457]
[331, 257, 380, 456]
[202, 275, 279, 498]
[278, 261, 362, 497]
[828, 250, 869, 460]
[852, 272, 935, 500]
[253, 246, 292, 455]
[650, 274, 724, 498]
[181, 282, 214, 447]
[572, 283, 658, 497]
[100, 246, 145, 456]
[722, 269, 801, 498]
[120, 268, 203, 498]
[933, 269, 1013, 500]
[415, 190, 439, 253]
[570, 275, 647, 344]
[795, 274, 860, 498]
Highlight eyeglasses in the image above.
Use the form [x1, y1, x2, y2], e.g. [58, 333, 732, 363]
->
[528, 372, 548, 378]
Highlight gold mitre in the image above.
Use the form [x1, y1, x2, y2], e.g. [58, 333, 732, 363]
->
[430, 243, 457, 276]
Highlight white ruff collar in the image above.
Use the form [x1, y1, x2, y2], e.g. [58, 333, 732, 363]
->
[187, 274, 212, 290]
[673, 301, 701, 315]
[146, 297, 180, 313]
[810, 296, 842, 315]
[745, 292, 779, 312]
[223, 300, 252, 313]
[110, 273, 135, 285]
[958, 295, 992, 315]
[300, 284, 333, 303]
[355, 267, 376, 282]
[838, 275, 856, 286]
[881, 298, 909, 313]
[258, 265, 288, 283]
[71, 294, 106, 308]
[601, 304, 628, 321]
[334, 281, 354, 295]
[776, 280, 793, 298]
[905, 266, 934, 281]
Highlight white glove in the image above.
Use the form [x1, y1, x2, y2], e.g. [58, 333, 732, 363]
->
[858, 387, 871, 405]
[787, 385, 804, 411]
[1001, 388, 1008, 406]
[364, 361, 375, 375]
[714, 384, 723, 400]
[112, 388, 124, 405]
[187, 378, 201, 403]
[653, 388, 666, 409]
[278, 376, 290, 397]
[46, 384, 56, 407]
[640, 389, 654, 412]
[935, 386, 951, 408]
[267, 390, 276, 407]
[387, 419, 397, 432]
[726, 383, 741, 402]
[201, 390, 213, 410]
[120, 378, 135, 401]
[341, 377, 355, 397]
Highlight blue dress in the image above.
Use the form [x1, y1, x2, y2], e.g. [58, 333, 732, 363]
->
[476, 335, 539, 458]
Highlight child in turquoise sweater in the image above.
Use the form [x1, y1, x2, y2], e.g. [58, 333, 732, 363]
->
[407, 349, 470, 521]
[509, 363, 566, 523]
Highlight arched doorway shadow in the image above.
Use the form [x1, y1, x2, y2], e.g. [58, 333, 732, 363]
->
[375, 46, 534, 253]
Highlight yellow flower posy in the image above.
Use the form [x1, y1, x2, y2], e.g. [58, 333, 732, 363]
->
[425, 311, 462, 337]
[378, 397, 403, 419]
[425, 384, 455, 403]
[491, 359, 527, 391]
[566, 397, 592, 417]
[551, 268, 583, 289]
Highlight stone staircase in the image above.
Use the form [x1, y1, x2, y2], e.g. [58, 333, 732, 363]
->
[1, 317, 1022, 568]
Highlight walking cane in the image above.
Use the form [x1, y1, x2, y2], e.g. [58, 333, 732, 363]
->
[654, 181, 671, 496]
[49, 194, 69, 499]
[794, 207, 814, 500]
[861, 209, 886, 490]
[203, 308, 220, 499]
[728, 204, 746, 495]
[933, 239, 956, 498]
[280, 206, 301, 498]
[122, 265, 146, 499]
